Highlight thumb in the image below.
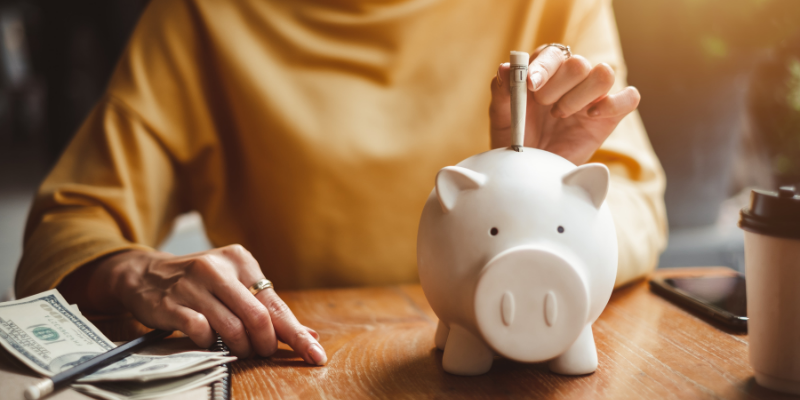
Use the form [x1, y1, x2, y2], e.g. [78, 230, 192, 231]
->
[489, 63, 512, 149]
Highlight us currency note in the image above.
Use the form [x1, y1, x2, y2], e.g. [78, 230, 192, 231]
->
[73, 366, 227, 400]
[0, 289, 236, 383]
[79, 351, 235, 382]
[0, 289, 116, 376]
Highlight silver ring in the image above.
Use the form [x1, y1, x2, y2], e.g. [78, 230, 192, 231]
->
[545, 43, 571, 60]
[249, 278, 273, 295]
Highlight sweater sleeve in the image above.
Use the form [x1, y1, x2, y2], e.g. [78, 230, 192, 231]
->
[14, 0, 228, 298]
[14, 96, 185, 298]
[562, 0, 669, 287]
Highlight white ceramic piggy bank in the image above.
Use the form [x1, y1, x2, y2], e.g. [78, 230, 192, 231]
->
[417, 147, 617, 376]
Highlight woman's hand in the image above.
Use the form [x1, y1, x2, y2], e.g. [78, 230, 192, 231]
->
[489, 45, 641, 164]
[59, 245, 327, 364]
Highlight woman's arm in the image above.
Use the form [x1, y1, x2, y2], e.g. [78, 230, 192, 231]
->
[17, 0, 327, 363]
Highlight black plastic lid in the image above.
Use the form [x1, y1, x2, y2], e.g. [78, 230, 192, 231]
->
[739, 186, 800, 239]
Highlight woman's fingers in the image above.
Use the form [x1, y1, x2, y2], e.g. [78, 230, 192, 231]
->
[170, 305, 216, 349]
[551, 63, 615, 118]
[211, 279, 279, 357]
[141, 297, 216, 349]
[489, 63, 513, 149]
[218, 243, 326, 364]
[490, 63, 512, 121]
[257, 289, 328, 366]
[208, 245, 280, 357]
[305, 326, 320, 341]
[117, 245, 324, 363]
[528, 45, 569, 91]
[533, 55, 591, 106]
[193, 294, 253, 358]
[586, 86, 641, 118]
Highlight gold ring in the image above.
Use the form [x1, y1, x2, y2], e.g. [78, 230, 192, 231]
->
[249, 278, 273, 295]
[545, 43, 571, 60]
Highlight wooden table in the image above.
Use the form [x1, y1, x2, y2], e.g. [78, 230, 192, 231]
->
[84, 267, 796, 399]
[204, 267, 789, 400]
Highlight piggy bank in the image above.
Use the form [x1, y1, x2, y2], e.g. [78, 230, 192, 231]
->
[417, 147, 617, 376]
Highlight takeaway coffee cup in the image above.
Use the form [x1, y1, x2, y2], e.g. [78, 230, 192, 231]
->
[739, 186, 800, 394]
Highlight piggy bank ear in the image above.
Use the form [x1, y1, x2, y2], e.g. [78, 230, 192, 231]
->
[435, 166, 487, 213]
[562, 163, 610, 209]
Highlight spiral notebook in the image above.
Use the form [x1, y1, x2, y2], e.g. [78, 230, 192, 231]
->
[209, 335, 232, 400]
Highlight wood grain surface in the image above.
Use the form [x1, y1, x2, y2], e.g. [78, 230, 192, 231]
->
[226, 267, 795, 400]
[91, 267, 796, 399]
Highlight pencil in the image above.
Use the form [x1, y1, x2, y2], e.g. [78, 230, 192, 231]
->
[24, 329, 173, 400]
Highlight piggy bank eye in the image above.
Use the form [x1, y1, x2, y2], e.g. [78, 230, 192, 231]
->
[490, 227, 499, 236]
[557, 226, 565, 234]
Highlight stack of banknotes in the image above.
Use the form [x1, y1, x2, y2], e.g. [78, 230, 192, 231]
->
[0, 289, 236, 400]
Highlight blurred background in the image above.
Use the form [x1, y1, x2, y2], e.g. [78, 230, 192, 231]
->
[0, 0, 798, 300]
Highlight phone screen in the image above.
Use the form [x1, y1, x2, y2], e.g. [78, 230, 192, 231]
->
[664, 275, 747, 317]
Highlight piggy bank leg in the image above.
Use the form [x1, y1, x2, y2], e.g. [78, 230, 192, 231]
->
[442, 324, 493, 375]
[548, 324, 598, 375]
[434, 320, 449, 351]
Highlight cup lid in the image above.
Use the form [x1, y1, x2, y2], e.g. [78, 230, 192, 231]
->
[739, 186, 800, 239]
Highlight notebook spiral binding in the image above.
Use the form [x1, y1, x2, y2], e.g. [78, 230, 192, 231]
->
[210, 335, 231, 400]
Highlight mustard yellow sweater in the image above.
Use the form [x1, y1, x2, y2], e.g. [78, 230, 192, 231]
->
[16, 0, 667, 297]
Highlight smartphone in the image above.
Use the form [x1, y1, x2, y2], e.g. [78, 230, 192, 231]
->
[649, 273, 748, 330]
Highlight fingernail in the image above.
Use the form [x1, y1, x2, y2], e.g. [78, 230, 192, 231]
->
[551, 107, 564, 118]
[308, 342, 328, 366]
[496, 65, 503, 85]
[529, 71, 543, 91]
[588, 107, 600, 117]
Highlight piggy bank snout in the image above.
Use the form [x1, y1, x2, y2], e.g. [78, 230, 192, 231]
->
[474, 247, 589, 363]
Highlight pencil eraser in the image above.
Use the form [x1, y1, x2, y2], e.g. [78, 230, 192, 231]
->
[24, 386, 41, 400]
[24, 379, 53, 400]
[510, 51, 529, 66]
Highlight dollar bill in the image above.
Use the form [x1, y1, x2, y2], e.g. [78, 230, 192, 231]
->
[78, 351, 235, 382]
[0, 289, 236, 385]
[0, 289, 116, 376]
[69, 304, 81, 315]
[73, 366, 227, 400]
